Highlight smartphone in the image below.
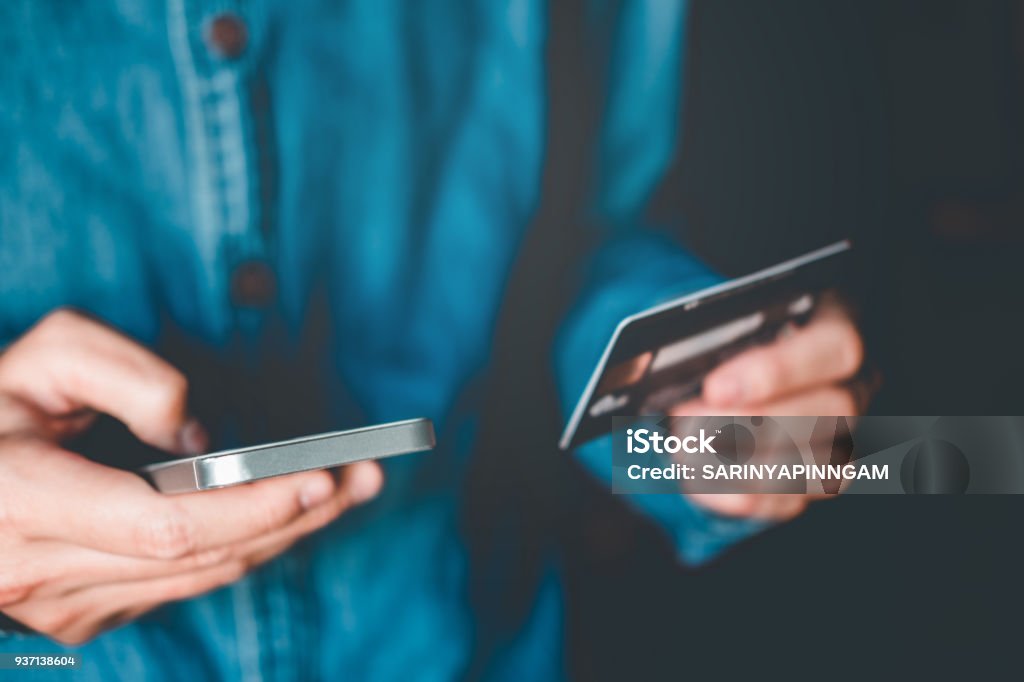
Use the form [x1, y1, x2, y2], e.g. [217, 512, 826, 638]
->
[141, 418, 435, 494]
[559, 240, 852, 450]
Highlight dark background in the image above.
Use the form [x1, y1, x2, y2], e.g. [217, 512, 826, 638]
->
[467, 1, 1024, 679]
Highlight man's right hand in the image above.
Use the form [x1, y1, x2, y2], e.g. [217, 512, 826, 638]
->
[0, 309, 383, 644]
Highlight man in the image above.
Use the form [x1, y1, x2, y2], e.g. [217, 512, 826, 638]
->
[0, 1, 863, 679]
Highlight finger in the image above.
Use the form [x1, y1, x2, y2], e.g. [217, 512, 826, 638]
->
[671, 386, 858, 417]
[687, 493, 819, 521]
[6, 440, 359, 559]
[157, 462, 382, 558]
[156, 462, 383, 577]
[0, 309, 205, 452]
[226, 461, 384, 565]
[4, 559, 249, 645]
[0, 394, 48, 435]
[702, 301, 863, 407]
[0, 393, 97, 441]
[0, 541, 234, 605]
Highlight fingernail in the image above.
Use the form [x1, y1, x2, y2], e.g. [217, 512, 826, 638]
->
[348, 466, 383, 505]
[707, 376, 743, 406]
[300, 475, 336, 510]
[176, 418, 209, 455]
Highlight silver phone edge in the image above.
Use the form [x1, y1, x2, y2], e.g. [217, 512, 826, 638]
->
[145, 418, 435, 494]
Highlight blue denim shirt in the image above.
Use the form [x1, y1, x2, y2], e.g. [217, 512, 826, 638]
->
[0, 1, 758, 679]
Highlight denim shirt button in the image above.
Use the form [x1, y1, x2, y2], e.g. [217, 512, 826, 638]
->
[230, 260, 276, 307]
[206, 13, 248, 59]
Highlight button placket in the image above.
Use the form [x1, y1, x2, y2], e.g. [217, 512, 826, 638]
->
[169, 0, 276, 325]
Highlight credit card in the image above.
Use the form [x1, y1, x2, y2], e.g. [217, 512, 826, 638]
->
[559, 241, 852, 450]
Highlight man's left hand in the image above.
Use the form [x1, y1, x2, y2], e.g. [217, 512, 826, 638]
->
[670, 296, 867, 521]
